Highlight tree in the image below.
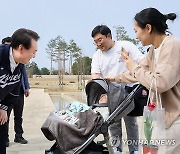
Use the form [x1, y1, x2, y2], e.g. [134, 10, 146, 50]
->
[114, 26, 144, 53]
[46, 36, 84, 90]
[41, 67, 50, 75]
[26, 61, 41, 77]
[82, 56, 92, 75]
[46, 35, 69, 89]
[72, 56, 92, 75]
[52, 36, 68, 90]
[68, 39, 81, 75]
[46, 39, 57, 75]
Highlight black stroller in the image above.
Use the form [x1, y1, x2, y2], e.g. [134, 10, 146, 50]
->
[42, 79, 142, 154]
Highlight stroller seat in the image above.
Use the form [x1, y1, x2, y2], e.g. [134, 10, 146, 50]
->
[42, 79, 142, 154]
[41, 101, 104, 154]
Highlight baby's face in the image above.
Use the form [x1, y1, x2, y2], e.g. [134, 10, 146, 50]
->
[99, 94, 108, 103]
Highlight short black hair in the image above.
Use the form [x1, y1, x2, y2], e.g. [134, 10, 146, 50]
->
[11, 28, 40, 50]
[91, 25, 112, 38]
[2, 37, 11, 44]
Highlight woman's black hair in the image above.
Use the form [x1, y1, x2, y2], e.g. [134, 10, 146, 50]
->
[134, 8, 177, 34]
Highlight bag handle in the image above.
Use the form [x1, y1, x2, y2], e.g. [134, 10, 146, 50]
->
[146, 76, 162, 109]
[154, 77, 162, 109]
[146, 76, 154, 106]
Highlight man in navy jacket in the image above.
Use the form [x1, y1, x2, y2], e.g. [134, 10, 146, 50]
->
[11, 65, 30, 144]
[6, 65, 30, 146]
[0, 28, 39, 154]
[2, 37, 30, 146]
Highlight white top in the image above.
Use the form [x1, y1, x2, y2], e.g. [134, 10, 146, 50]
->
[91, 41, 144, 86]
[154, 36, 168, 63]
[9, 47, 18, 73]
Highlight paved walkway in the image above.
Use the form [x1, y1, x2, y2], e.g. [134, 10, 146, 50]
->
[7, 89, 55, 154]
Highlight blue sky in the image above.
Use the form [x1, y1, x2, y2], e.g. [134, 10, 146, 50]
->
[1, 0, 180, 69]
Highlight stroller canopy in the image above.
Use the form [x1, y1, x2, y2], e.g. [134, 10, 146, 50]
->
[85, 78, 109, 106]
[85, 79, 129, 114]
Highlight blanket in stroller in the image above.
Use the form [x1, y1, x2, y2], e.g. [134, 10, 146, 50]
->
[41, 102, 104, 153]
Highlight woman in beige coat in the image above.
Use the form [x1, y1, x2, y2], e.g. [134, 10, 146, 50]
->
[106, 8, 180, 154]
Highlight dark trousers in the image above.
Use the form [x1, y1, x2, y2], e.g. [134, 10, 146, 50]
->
[0, 123, 7, 154]
[7, 93, 24, 139]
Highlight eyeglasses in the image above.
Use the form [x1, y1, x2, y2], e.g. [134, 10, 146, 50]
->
[93, 38, 103, 45]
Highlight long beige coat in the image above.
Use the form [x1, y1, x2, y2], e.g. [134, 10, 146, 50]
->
[115, 35, 180, 129]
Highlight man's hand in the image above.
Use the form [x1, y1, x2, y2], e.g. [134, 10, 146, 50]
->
[121, 47, 135, 70]
[88, 73, 102, 83]
[104, 76, 115, 82]
[91, 73, 101, 79]
[0, 109, 7, 125]
[25, 89, 30, 97]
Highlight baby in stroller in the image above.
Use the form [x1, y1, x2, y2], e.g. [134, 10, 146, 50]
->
[93, 93, 109, 121]
[41, 79, 141, 154]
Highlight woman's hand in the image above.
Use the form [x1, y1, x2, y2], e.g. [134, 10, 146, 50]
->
[121, 47, 135, 70]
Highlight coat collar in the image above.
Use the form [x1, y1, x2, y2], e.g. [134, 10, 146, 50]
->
[148, 35, 173, 59]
